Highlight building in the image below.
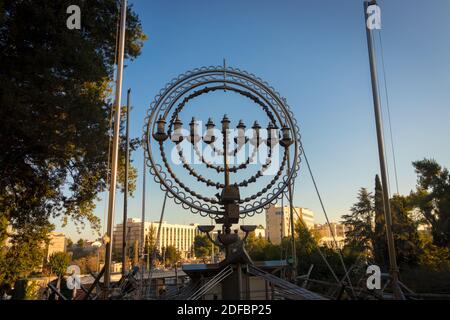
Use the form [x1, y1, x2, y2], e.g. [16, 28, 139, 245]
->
[113, 218, 201, 259]
[45, 232, 67, 261]
[254, 225, 265, 239]
[265, 205, 315, 245]
[314, 223, 346, 249]
[237, 225, 265, 239]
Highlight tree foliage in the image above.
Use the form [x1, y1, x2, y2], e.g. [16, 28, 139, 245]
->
[0, 0, 146, 236]
[163, 246, 181, 266]
[48, 252, 71, 276]
[342, 188, 374, 254]
[373, 175, 388, 268]
[194, 235, 212, 260]
[0, 0, 146, 287]
[343, 161, 450, 270]
[0, 223, 52, 287]
[410, 159, 450, 248]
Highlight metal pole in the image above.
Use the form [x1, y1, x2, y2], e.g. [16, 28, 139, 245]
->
[363, 0, 403, 300]
[286, 149, 297, 283]
[122, 88, 131, 276]
[104, 0, 127, 293]
[210, 218, 214, 263]
[141, 147, 146, 260]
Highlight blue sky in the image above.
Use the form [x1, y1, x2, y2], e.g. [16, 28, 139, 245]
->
[56, 0, 450, 241]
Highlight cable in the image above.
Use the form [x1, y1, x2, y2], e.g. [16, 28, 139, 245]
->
[300, 146, 356, 297]
[284, 191, 341, 286]
[147, 192, 168, 296]
[378, 30, 400, 195]
[371, 30, 393, 199]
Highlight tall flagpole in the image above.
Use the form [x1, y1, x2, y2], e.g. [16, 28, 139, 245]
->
[104, 0, 127, 293]
[363, 0, 404, 300]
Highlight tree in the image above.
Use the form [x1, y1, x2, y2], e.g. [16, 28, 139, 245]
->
[163, 246, 181, 266]
[245, 232, 270, 261]
[0, 0, 146, 287]
[47, 251, 71, 297]
[0, 0, 146, 235]
[0, 223, 52, 287]
[411, 159, 450, 248]
[390, 194, 422, 265]
[48, 252, 71, 277]
[194, 235, 212, 261]
[373, 175, 388, 268]
[77, 239, 85, 248]
[342, 188, 374, 255]
[144, 225, 161, 267]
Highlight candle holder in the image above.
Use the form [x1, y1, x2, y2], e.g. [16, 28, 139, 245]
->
[144, 66, 302, 286]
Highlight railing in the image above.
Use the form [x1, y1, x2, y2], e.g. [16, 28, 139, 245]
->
[187, 265, 234, 300]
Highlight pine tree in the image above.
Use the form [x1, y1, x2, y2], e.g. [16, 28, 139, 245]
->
[411, 159, 450, 249]
[342, 188, 374, 255]
[390, 195, 422, 265]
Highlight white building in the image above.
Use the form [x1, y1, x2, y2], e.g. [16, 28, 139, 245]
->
[265, 205, 314, 245]
[237, 225, 265, 239]
[46, 232, 67, 260]
[314, 223, 346, 249]
[113, 218, 201, 259]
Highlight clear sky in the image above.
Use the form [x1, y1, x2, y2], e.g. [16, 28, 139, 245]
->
[55, 0, 450, 241]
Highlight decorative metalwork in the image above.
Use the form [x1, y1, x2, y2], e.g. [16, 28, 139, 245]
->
[143, 66, 302, 221]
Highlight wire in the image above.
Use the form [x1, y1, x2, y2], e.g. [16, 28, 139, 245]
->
[300, 145, 356, 297]
[378, 30, 400, 195]
[283, 191, 341, 286]
[371, 30, 393, 199]
[147, 192, 168, 296]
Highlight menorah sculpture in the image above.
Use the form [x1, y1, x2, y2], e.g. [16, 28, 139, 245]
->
[144, 65, 302, 299]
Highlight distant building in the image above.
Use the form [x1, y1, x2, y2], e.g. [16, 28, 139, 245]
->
[113, 218, 201, 259]
[265, 205, 315, 245]
[254, 225, 265, 239]
[314, 223, 346, 249]
[238, 225, 265, 239]
[45, 232, 67, 261]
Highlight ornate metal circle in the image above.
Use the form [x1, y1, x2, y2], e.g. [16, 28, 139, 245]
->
[143, 66, 302, 219]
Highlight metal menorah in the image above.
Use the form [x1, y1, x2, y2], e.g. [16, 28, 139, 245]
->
[144, 65, 301, 265]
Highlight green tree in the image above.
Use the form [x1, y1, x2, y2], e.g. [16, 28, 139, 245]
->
[77, 239, 85, 248]
[163, 246, 181, 266]
[194, 235, 212, 261]
[410, 159, 450, 248]
[145, 225, 161, 265]
[0, 223, 52, 287]
[0, 0, 146, 235]
[342, 188, 374, 255]
[245, 232, 270, 261]
[390, 194, 422, 265]
[0, 0, 146, 287]
[373, 175, 388, 268]
[47, 251, 71, 297]
[48, 252, 71, 277]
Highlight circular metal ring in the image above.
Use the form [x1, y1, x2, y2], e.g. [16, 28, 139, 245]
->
[143, 66, 302, 219]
